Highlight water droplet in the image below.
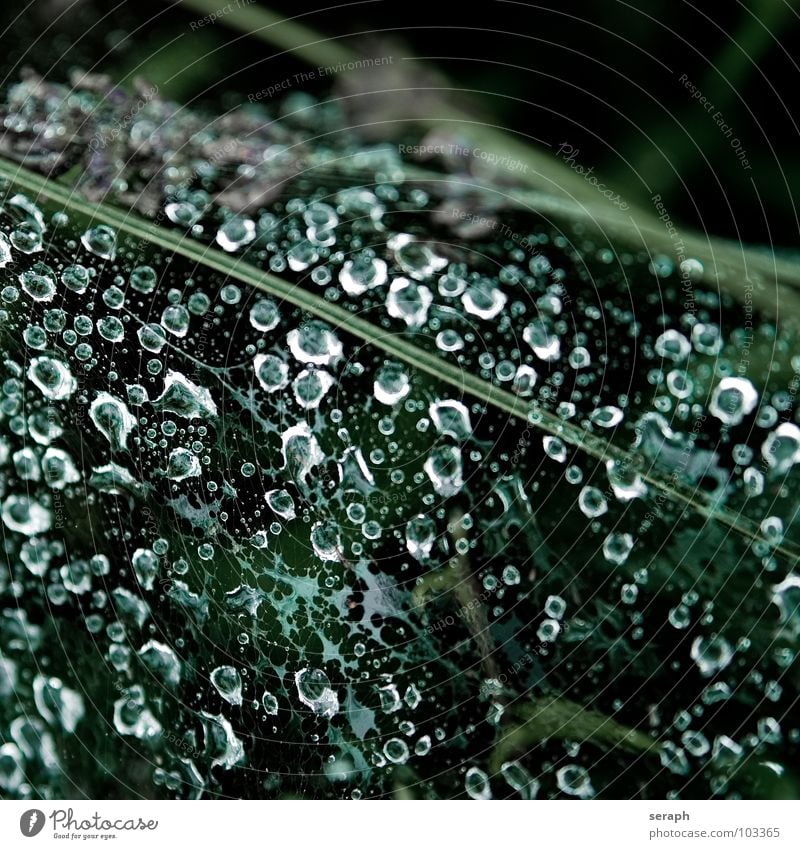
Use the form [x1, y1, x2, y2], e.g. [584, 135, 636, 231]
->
[762, 423, 800, 474]
[339, 254, 388, 295]
[20, 264, 56, 302]
[97, 315, 124, 342]
[249, 298, 280, 332]
[130, 265, 158, 294]
[424, 445, 463, 496]
[691, 635, 733, 677]
[406, 515, 436, 560]
[132, 548, 158, 590]
[578, 485, 608, 518]
[292, 369, 334, 409]
[374, 362, 411, 405]
[429, 400, 472, 440]
[287, 321, 342, 366]
[166, 447, 201, 481]
[384, 737, 410, 764]
[281, 423, 323, 489]
[709, 377, 758, 426]
[590, 405, 623, 429]
[0, 233, 12, 267]
[61, 264, 91, 293]
[152, 371, 218, 419]
[655, 329, 691, 362]
[161, 304, 190, 337]
[33, 675, 84, 733]
[603, 532, 634, 565]
[464, 766, 491, 799]
[138, 323, 167, 353]
[387, 278, 432, 328]
[266, 489, 296, 520]
[2, 495, 51, 535]
[524, 320, 560, 361]
[556, 764, 594, 798]
[462, 279, 506, 320]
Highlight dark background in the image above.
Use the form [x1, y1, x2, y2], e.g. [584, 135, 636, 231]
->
[4, 0, 799, 247]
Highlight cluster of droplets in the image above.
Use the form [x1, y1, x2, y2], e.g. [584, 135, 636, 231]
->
[0, 89, 798, 802]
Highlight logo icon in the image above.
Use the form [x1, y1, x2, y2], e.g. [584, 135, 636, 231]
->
[20, 810, 45, 837]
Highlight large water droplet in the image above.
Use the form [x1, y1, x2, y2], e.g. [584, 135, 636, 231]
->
[216, 217, 256, 252]
[152, 371, 218, 419]
[2, 495, 52, 535]
[429, 400, 472, 440]
[762, 423, 800, 474]
[424, 445, 464, 496]
[374, 362, 411, 405]
[166, 447, 201, 481]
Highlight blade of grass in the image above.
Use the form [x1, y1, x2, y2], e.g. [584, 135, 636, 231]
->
[176, 0, 356, 69]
